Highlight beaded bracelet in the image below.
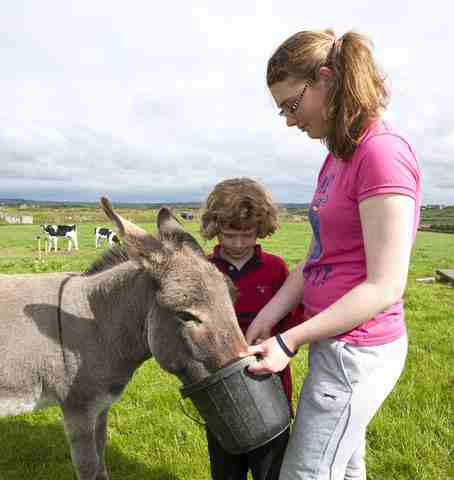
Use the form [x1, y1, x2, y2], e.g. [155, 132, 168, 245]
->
[275, 334, 297, 358]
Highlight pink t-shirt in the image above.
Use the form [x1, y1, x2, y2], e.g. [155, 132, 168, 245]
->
[303, 120, 421, 346]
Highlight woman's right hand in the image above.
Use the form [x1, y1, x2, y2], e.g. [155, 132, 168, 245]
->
[246, 336, 291, 374]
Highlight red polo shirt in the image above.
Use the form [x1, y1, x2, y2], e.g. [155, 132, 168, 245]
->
[208, 244, 302, 414]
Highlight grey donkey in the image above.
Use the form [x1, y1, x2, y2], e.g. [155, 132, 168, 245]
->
[0, 197, 247, 480]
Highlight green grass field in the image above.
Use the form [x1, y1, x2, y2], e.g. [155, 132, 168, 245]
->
[0, 220, 453, 479]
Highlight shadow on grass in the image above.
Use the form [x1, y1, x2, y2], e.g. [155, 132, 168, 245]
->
[0, 418, 180, 480]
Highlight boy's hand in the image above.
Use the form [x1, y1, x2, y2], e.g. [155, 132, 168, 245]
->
[245, 315, 271, 345]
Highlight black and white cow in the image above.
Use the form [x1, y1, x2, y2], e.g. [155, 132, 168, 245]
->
[94, 227, 120, 248]
[41, 224, 79, 252]
[180, 211, 194, 220]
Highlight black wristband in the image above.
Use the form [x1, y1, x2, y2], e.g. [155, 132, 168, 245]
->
[275, 334, 296, 358]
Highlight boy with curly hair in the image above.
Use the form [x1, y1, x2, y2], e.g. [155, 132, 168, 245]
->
[200, 177, 301, 480]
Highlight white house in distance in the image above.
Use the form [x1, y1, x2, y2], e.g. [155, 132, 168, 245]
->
[0, 212, 33, 224]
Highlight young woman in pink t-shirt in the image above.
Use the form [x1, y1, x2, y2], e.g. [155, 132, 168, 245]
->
[246, 30, 421, 479]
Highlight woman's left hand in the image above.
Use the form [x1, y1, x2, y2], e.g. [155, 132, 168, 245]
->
[246, 336, 291, 374]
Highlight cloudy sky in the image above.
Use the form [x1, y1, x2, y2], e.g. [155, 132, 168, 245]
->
[1, 1, 452, 204]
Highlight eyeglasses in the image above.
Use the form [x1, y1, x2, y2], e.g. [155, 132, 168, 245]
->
[278, 84, 308, 117]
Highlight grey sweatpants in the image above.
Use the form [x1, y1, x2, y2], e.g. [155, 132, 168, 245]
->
[279, 335, 408, 480]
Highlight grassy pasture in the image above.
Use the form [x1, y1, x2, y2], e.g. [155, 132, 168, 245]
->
[0, 217, 453, 479]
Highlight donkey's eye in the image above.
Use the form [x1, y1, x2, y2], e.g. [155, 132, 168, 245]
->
[177, 311, 201, 324]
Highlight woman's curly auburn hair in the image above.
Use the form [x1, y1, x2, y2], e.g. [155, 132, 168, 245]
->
[200, 178, 279, 240]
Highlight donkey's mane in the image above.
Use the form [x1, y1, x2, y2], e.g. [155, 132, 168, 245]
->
[83, 245, 130, 276]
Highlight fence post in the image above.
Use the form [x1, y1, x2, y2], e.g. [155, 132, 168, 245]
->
[36, 236, 42, 260]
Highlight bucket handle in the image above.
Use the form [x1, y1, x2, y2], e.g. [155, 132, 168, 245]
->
[179, 399, 206, 427]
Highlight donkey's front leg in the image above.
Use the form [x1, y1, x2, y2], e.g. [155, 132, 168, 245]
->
[94, 408, 110, 480]
[62, 407, 101, 480]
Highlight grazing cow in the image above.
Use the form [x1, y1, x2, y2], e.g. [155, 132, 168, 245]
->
[0, 197, 246, 480]
[94, 227, 120, 248]
[41, 224, 79, 252]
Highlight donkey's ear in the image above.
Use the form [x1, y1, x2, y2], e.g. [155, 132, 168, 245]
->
[157, 207, 205, 257]
[100, 197, 163, 255]
[157, 207, 184, 235]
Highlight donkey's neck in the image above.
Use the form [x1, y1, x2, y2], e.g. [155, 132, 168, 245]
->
[83, 262, 153, 364]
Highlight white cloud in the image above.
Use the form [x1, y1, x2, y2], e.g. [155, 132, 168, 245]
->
[0, 0, 452, 204]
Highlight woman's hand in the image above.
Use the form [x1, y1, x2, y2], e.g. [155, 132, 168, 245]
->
[246, 336, 291, 374]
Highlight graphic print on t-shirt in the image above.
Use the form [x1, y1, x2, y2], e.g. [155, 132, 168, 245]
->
[304, 173, 335, 287]
[308, 202, 324, 261]
[308, 174, 334, 261]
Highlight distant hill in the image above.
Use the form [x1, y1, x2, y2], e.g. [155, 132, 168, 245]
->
[0, 198, 199, 209]
[0, 198, 311, 209]
[2, 197, 451, 212]
[421, 205, 454, 224]
[0, 198, 31, 205]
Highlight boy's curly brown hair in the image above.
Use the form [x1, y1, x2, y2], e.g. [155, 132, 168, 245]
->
[200, 178, 279, 240]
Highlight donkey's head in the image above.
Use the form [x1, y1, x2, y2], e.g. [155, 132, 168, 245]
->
[100, 197, 248, 385]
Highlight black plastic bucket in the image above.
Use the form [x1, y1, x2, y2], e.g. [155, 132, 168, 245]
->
[180, 356, 290, 454]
